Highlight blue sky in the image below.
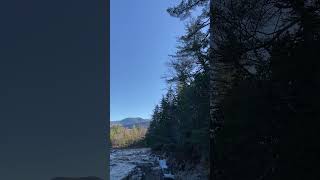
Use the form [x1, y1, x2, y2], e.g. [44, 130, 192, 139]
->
[111, 0, 185, 121]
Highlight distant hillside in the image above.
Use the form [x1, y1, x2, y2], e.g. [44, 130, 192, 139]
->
[110, 117, 150, 128]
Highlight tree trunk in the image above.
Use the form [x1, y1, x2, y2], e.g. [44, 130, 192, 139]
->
[209, 0, 216, 179]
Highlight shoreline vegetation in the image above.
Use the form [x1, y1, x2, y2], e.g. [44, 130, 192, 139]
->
[110, 125, 147, 148]
[110, 123, 208, 179]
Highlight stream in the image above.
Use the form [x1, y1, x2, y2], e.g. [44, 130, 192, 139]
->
[110, 148, 207, 180]
[110, 148, 163, 180]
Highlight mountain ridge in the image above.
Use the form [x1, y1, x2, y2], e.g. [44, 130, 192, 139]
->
[110, 117, 150, 128]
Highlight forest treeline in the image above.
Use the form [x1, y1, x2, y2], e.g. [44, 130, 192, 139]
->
[110, 125, 147, 148]
[145, 0, 320, 179]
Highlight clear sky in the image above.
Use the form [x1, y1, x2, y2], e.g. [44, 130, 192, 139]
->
[111, 0, 185, 121]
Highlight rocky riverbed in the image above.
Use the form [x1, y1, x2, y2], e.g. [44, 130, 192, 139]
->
[110, 148, 162, 180]
[110, 148, 207, 180]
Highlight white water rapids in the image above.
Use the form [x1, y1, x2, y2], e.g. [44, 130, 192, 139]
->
[110, 147, 207, 180]
[110, 148, 156, 180]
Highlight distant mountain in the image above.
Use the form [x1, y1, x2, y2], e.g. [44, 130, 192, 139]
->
[110, 117, 150, 128]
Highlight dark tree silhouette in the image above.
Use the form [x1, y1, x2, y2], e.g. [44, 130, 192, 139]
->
[145, 0, 320, 179]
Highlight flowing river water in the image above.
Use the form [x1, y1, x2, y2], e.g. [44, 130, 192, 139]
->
[110, 148, 207, 180]
[110, 148, 162, 180]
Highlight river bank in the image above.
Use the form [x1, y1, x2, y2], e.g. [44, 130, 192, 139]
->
[110, 148, 208, 180]
[110, 148, 160, 179]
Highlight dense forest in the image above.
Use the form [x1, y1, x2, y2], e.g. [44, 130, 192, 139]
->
[145, 0, 320, 179]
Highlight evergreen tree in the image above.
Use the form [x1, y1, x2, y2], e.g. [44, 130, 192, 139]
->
[145, 0, 320, 179]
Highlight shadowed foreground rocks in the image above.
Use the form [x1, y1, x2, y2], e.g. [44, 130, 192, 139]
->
[51, 177, 103, 180]
[124, 162, 162, 180]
